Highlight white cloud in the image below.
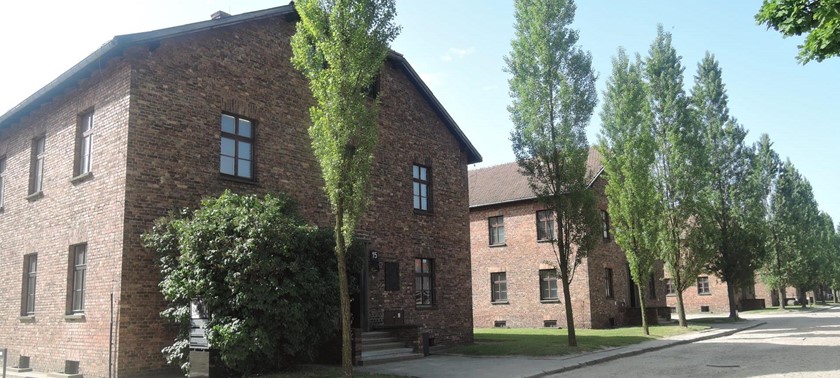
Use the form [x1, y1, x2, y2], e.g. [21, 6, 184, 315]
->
[441, 47, 476, 62]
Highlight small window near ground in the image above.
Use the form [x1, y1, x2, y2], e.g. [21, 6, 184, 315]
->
[700, 306, 710, 313]
[544, 320, 557, 328]
[494, 320, 507, 328]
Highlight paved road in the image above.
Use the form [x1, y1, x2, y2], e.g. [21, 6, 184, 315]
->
[550, 307, 840, 377]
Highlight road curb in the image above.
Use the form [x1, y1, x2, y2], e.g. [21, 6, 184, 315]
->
[526, 321, 767, 378]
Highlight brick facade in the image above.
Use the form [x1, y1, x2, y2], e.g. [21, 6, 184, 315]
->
[664, 273, 798, 314]
[470, 174, 667, 329]
[0, 7, 476, 377]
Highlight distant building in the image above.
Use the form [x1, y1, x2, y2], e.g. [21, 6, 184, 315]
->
[468, 150, 668, 329]
[0, 5, 480, 376]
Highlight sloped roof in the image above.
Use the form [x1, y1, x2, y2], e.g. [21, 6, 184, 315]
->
[469, 148, 603, 208]
[0, 4, 481, 164]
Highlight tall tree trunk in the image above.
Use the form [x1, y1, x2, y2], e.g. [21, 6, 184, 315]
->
[638, 284, 649, 335]
[819, 285, 827, 305]
[780, 286, 787, 309]
[799, 287, 807, 309]
[834, 289, 838, 304]
[726, 281, 738, 319]
[560, 261, 577, 347]
[335, 211, 353, 377]
[673, 272, 687, 327]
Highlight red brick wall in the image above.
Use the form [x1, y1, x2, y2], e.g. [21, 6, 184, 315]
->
[119, 15, 473, 375]
[0, 60, 131, 377]
[1, 13, 474, 378]
[665, 273, 732, 314]
[469, 176, 665, 329]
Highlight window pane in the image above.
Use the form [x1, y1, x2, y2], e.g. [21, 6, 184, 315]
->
[36, 138, 45, 154]
[413, 195, 420, 209]
[413, 165, 419, 179]
[221, 138, 235, 157]
[220, 156, 235, 175]
[415, 259, 422, 274]
[420, 167, 427, 181]
[238, 119, 252, 138]
[420, 197, 427, 210]
[420, 184, 426, 197]
[221, 115, 235, 133]
[238, 160, 252, 178]
[413, 182, 419, 196]
[238, 141, 252, 160]
[422, 259, 430, 273]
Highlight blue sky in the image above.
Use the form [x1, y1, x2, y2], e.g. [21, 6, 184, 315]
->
[1, 1, 837, 222]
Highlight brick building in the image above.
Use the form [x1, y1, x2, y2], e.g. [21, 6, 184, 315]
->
[0, 5, 480, 377]
[663, 273, 799, 314]
[468, 150, 668, 329]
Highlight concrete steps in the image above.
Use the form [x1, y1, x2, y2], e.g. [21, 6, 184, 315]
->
[360, 330, 423, 365]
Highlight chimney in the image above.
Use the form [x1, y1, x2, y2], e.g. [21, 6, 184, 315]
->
[211, 10, 231, 20]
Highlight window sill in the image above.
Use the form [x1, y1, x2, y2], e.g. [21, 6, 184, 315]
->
[540, 299, 560, 303]
[698, 293, 712, 296]
[489, 243, 507, 248]
[19, 315, 35, 323]
[25, 191, 44, 202]
[65, 314, 86, 322]
[70, 171, 94, 185]
[220, 174, 259, 186]
[537, 239, 555, 244]
[491, 301, 509, 305]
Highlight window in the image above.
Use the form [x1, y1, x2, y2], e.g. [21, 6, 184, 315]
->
[76, 110, 94, 176]
[414, 258, 434, 305]
[601, 210, 611, 240]
[697, 276, 710, 295]
[29, 136, 46, 194]
[540, 269, 558, 301]
[491, 272, 507, 303]
[22, 254, 37, 315]
[0, 156, 6, 208]
[605, 268, 614, 298]
[536, 210, 555, 241]
[494, 320, 507, 328]
[220, 114, 254, 179]
[648, 274, 657, 299]
[488, 216, 505, 245]
[665, 278, 676, 295]
[412, 164, 431, 211]
[544, 320, 557, 328]
[69, 244, 87, 313]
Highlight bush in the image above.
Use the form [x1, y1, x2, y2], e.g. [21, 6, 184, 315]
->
[143, 191, 355, 375]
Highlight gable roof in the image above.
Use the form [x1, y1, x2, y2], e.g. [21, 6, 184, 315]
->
[468, 148, 604, 208]
[0, 4, 482, 164]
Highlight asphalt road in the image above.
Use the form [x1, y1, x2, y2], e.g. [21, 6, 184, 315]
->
[551, 307, 840, 377]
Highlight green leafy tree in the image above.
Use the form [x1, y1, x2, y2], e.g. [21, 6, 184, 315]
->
[767, 160, 821, 307]
[143, 192, 347, 375]
[291, 1, 399, 374]
[814, 212, 837, 303]
[644, 25, 712, 327]
[506, 0, 599, 347]
[598, 48, 660, 335]
[691, 53, 770, 319]
[756, 0, 840, 63]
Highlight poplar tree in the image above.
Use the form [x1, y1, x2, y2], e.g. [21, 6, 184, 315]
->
[644, 25, 711, 327]
[599, 48, 660, 335]
[506, 0, 599, 347]
[291, 1, 399, 375]
[691, 53, 769, 319]
[767, 160, 820, 308]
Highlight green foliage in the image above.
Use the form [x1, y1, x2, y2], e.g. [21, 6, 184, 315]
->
[767, 160, 822, 293]
[506, 0, 599, 346]
[756, 0, 840, 63]
[143, 191, 348, 375]
[291, 1, 399, 374]
[644, 25, 712, 326]
[291, 0, 399, 245]
[691, 53, 771, 318]
[598, 48, 660, 333]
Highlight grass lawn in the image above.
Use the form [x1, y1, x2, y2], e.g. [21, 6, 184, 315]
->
[447, 324, 707, 356]
[257, 365, 404, 378]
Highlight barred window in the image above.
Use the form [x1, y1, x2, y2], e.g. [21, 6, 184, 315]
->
[414, 258, 434, 305]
